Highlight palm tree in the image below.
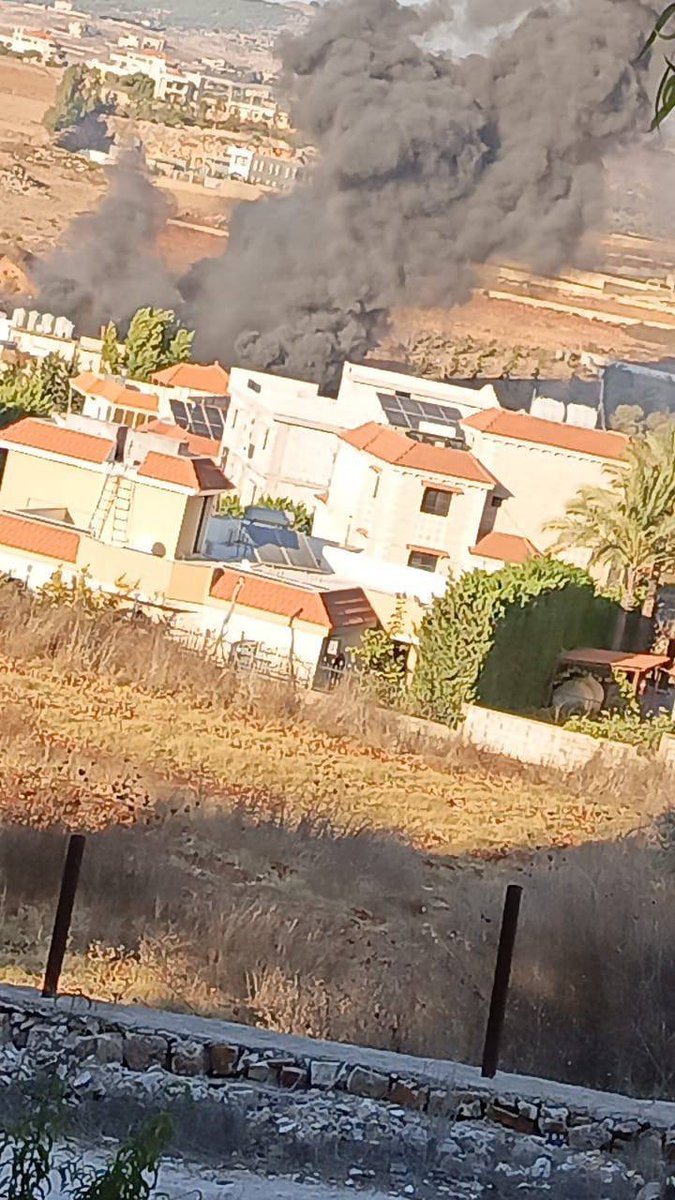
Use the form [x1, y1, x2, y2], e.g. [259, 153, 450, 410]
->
[547, 426, 675, 648]
[642, 5, 675, 127]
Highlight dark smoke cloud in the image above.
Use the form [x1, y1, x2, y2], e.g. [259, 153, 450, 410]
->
[34, 0, 657, 383]
[57, 112, 112, 155]
[34, 151, 179, 334]
[183, 0, 655, 384]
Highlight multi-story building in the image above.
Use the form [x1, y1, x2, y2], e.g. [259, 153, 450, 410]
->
[0, 28, 61, 60]
[312, 423, 497, 577]
[90, 49, 203, 103]
[0, 414, 379, 680]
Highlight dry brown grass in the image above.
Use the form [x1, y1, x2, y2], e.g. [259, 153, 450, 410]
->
[0, 582, 672, 1096]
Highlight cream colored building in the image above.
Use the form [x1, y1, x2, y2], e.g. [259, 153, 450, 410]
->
[462, 408, 628, 564]
[312, 423, 497, 577]
[0, 415, 378, 680]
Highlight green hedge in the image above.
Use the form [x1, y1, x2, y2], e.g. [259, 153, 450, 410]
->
[411, 558, 618, 725]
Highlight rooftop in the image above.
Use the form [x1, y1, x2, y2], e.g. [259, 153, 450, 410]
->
[341, 423, 496, 486]
[462, 409, 627, 460]
[0, 511, 80, 563]
[209, 568, 376, 630]
[143, 420, 220, 459]
[151, 362, 230, 395]
[470, 531, 541, 564]
[72, 372, 160, 415]
[0, 418, 114, 465]
[137, 452, 231, 493]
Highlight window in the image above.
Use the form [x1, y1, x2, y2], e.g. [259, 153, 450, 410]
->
[370, 468, 380, 498]
[247, 378, 261, 393]
[420, 486, 452, 517]
[231, 408, 238, 428]
[408, 549, 440, 573]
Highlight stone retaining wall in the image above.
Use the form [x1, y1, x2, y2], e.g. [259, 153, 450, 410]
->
[0, 983, 673, 1182]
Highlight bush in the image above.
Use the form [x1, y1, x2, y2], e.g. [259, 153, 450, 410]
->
[565, 676, 673, 752]
[412, 557, 617, 725]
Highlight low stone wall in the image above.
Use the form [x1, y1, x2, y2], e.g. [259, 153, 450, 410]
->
[0, 983, 673, 1186]
[462, 704, 643, 771]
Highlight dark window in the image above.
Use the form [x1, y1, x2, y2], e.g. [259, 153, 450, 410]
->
[420, 487, 452, 517]
[408, 550, 440, 573]
[248, 378, 261, 393]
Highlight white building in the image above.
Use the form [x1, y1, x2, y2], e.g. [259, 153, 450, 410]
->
[0, 28, 61, 60]
[90, 49, 203, 103]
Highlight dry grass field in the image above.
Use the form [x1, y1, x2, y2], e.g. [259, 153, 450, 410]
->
[0, 581, 673, 1097]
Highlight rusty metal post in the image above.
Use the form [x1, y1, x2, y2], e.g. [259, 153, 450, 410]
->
[42, 834, 86, 998]
[481, 884, 523, 1079]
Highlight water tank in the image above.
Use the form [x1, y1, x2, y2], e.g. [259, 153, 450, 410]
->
[566, 403, 598, 430]
[531, 396, 565, 423]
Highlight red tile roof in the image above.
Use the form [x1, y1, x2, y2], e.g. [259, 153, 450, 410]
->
[209, 571, 376, 630]
[0, 418, 114, 464]
[143, 420, 220, 459]
[470, 531, 541, 564]
[136, 451, 230, 492]
[341, 423, 496, 485]
[462, 408, 628, 460]
[72, 372, 160, 414]
[151, 362, 230, 394]
[0, 513, 80, 562]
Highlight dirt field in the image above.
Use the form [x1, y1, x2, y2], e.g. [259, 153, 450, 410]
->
[0, 585, 672, 1097]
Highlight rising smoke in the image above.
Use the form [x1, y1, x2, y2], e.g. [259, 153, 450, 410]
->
[35, 0, 657, 383]
[33, 150, 179, 334]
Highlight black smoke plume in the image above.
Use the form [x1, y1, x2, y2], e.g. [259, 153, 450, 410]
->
[35, 0, 657, 383]
[33, 151, 179, 334]
[183, 0, 655, 384]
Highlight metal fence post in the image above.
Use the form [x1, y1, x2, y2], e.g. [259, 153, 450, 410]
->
[42, 833, 86, 998]
[481, 883, 523, 1079]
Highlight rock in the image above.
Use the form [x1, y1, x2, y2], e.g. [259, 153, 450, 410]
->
[94, 1033, 124, 1065]
[611, 1117, 643, 1140]
[539, 1105, 569, 1135]
[208, 1044, 240, 1077]
[309, 1060, 343, 1090]
[279, 1066, 308, 1090]
[567, 1121, 613, 1152]
[486, 1101, 537, 1135]
[665, 1128, 675, 1163]
[123, 1033, 169, 1072]
[345, 1066, 389, 1100]
[529, 1156, 552, 1181]
[517, 1100, 539, 1124]
[247, 1062, 280, 1084]
[636, 1185, 661, 1200]
[0, 1014, 11, 1045]
[427, 1088, 454, 1117]
[456, 1093, 483, 1121]
[172, 1041, 207, 1077]
[389, 1079, 429, 1111]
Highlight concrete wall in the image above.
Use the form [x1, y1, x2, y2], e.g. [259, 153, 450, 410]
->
[465, 430, 615, 560]
[0, 452, 105, 529]
[462, 704, 641, 771]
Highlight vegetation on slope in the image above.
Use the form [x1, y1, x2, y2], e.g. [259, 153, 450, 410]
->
[0, 579, 672, 1098]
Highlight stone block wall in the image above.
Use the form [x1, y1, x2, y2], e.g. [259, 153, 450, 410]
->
[0, 983, 674, 1188]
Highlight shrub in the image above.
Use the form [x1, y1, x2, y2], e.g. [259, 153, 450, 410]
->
[412, 557, 617, 725]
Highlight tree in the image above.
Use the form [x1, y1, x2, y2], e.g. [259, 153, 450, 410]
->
[547, 426, 675, 646]
[40, 353, 72, 413]
[101, 321, 123, 373]
[124, 308, 194, 381]
[44, 64, 109, 134]
[0, 363, 51, 426]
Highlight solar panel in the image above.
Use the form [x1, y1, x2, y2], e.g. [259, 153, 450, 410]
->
[377, 392, 461, 431]
[168, 399, 229, 441]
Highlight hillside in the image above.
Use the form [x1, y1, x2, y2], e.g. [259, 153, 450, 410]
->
[0, 581, 672, 1098]
[77, 0, 300, 32]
